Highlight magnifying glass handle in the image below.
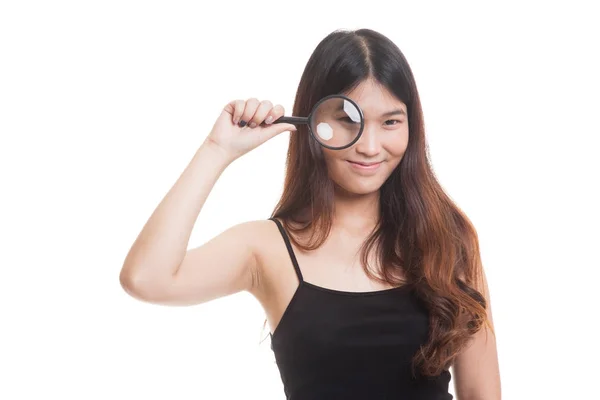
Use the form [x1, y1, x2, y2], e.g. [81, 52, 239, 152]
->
[273, 116, 309, 125]
[238, 116, 309, 127]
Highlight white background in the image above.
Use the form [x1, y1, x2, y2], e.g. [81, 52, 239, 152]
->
[1, 1, 598, 399]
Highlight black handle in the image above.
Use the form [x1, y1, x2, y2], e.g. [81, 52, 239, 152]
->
[239, 116, 309, 127]
[273, 116, 309, 125]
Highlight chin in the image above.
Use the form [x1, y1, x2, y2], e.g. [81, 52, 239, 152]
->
[334, 179, 384, 197]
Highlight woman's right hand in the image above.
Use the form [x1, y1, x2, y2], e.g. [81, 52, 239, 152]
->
[204, 98, 297, 162]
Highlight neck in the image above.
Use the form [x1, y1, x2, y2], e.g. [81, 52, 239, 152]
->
[331, 186, 380, 235]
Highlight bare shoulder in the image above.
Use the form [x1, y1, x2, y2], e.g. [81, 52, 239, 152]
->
[222, 217, 284, 276]
[233, 218, 281, 250]
[205, 218, 281, 272]
[236, 218, 294, 296]
[241, 218, 286, 270]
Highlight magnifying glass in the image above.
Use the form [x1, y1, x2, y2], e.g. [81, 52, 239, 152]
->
[241, 94, 365, 150]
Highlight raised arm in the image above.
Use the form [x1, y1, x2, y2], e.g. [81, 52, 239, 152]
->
[119, 98, 296, 306]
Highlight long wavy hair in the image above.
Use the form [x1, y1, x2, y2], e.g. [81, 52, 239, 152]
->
[270, 28, 490, 377]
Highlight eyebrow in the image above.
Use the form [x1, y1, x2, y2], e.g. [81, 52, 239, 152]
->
[381, 109, 406, 117]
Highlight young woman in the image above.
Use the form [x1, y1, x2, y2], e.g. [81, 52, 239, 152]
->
[120, 28, 501, 399]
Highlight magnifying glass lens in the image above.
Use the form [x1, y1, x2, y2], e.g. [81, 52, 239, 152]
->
[309, 97, 362, 149]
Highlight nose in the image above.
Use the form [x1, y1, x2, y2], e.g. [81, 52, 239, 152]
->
[354, 123, 381, 157]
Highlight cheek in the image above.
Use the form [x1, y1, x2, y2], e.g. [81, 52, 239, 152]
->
[323, 153, 345, 175]
[383, 132, 409, 159]
[322, 147, 348, 163]
[322, 152, 352, 184]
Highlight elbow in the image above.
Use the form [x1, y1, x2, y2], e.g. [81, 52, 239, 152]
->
[119, 266, 168, 303]
[119, 268, 147, 300]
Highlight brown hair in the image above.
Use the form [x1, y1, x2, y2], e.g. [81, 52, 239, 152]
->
[270, 28, 490, 376]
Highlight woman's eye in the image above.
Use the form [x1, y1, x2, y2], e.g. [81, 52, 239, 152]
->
[385, 119, 402, 126]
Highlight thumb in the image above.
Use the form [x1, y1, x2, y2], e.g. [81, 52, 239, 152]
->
[261, 123, 297, 140]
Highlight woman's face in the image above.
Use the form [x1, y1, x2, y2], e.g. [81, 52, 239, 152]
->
[321, 79, 409, 196]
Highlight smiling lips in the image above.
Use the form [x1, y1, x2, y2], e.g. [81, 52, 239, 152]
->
[347, 160, 383, 171]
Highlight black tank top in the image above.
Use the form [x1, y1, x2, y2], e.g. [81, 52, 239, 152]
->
[268, 218, 452, 399]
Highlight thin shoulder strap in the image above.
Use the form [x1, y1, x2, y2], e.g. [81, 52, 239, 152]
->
[269, 217, 304, 282]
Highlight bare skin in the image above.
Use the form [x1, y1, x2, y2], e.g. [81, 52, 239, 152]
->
[120, 78, 500, 399]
